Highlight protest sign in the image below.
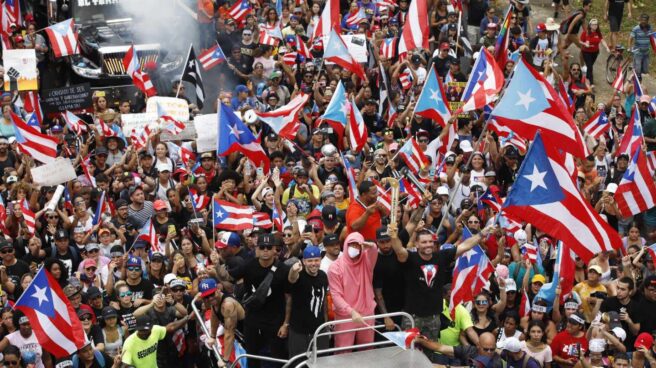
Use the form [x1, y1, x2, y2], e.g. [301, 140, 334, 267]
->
[160, 121, 197, 141]
[121, 113, 158, 136]
[3, 49, 38, 91]
[324, 35, 368, 64]
[194, 114, 217, 153]
[31, 158, 77, 187]
[41, 84, 93, 113]
[146, 97, 190, 122]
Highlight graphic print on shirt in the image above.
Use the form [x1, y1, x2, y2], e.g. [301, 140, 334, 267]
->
[420, 264, 438, 287]
[309, 285, 326, 318]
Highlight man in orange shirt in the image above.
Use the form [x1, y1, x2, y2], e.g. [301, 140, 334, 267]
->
[345, 181, 387, 241]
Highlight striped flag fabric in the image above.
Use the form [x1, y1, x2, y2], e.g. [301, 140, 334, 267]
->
[480, 187, 502, 212]
[583, 110, 609, 139]
[380, 37, 398, 59]
[341, 152, 359, 200]
[227, 0, 252, 25]
[374, 0, 397, 9]
[616, 106, 643, 157]
[615, 148, 656, 217]
[253, 212, 274, 229]
[156, 102, 186, 135]
[381, 328, 421, 350]
[345, 8, 367, 28]
[272, 204, 284, 232]
[296, 35, 313, 59]
[198, 43, 226, 71]
[282, 52, 298, 65]
[259, 29, 279, 46]
[61, 110, 87, 136]
[400, 178, 421, 208]
[372, 179, 392, 212]
[13, 268, 87, 358]
[498, 211, 522, 234]
[23, 91, 43, 126]
[397, 0, 428, 56]
[310, 0, 340, 42]
[137, 219, 161, 253]
[45, 19, 79, 58]
[255, 92, 310, 140]
[499, 131, 528, 155]
[3, 0, 21, 26]
[348, 98, 368, 153]
[611, 65, 624, 91]
[92, 191, 106, 226]
[399, 71, 413, 90]
[20, 201, 35, 235]
[188, 188, 211, 210]
[647, 151, 656, 176]
[324, 29, 366, 81]
[521, 242, 538, 264]
[519, 289, 531, 317]
[457, 47, 504, 113]
[398, 137, 429, 174]
[98, 119, 118, 138]
[123, 45, 157, 97]
[632, 70, 644, 98]
[10, 112, 58, 164]
[213, 199, 254, 231]
[80, 155, 97, 188]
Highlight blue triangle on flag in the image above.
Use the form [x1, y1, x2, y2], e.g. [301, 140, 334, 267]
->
[14, 268, 55, 318]
[504, 132, 565, 207]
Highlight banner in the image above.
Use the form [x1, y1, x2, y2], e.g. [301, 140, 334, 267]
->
[31, 158, 77, 187]
[41, 84, 93, 113]
[3, 49, 38, 91]
[146, 97, 190, 122]
[121, 113, 158, 136]
[194, 114, 217, 153]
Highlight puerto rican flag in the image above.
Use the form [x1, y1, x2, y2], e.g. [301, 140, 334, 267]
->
[380, 37, 398, 59]
[324, 29, 366, 81]
[20, 201, 35, 235]
[80, 155, 97, 188]
[632, 70, 644, 99]
[348, 98, 368, 153]
[615, 148, 656, 217]
[61, 110, 87, 136]
[217, 100, 270, 173]
[256, 92, 310, 140]
[372, 179, 392, 213]
[480, 187, 502, 212]
[616, 106, 643, 157]
[381, 328, 421, 350]
[189, 188, 211, 210]
[13, 268, 87, 358]
[647, 151, 656, 176]
[92, 191, 107, 226]
[259, 28, 279, 46]
[535, 241, 576, 307]
[374, 0, 397, 10]
[611, 65, 625, 91]
[137, 219, 161, 253]
[45, 19, 79, 58]
[398, 0, 428, 56]
[503, 131, 621, 262]
[123, 45, 157, 97]
[228, 0, 252, 25]
[253, 212, 273, 229]
[490, 58, 587, 159]
[282, 52, 298, 65]
[400, 178, 421, 208]
[345, 8, 367, 29]
[521, 242, 538, 264]
[399, 71, 413, 90]
[157, 102, 186, 135]
[310, 0, 340, 42]
[272, 204, 284, 232]
[399, 137, 429, 174]
[98, 119, 118, 138]
[556, 78, 575, 115]
[296, 35, 312, 59]
[415, 65, 451, 127]
[23, 91, 43, 126]
[488, 118, 528, 154]
[519, 289, 531, 317]
[457, 47, 504, 113]
[341, 152, 360, 200]
[180, 146, 196, 168]
[3, 0, 20, 26]
[321, 81, 348, 146]
[10, 111, 58, 164]
[583, 110, 609, 139]
[213, 199, 254, 231]
[449, 227, 494, 318]
[199, 43, 226, 71]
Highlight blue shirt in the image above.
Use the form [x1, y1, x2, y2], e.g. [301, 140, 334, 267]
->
[630, 24, 653, 54]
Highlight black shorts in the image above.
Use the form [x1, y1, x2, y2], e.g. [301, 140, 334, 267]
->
[609, 14, 622, 32]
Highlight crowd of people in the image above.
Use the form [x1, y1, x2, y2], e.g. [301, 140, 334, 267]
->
[0, 0, 653, 367]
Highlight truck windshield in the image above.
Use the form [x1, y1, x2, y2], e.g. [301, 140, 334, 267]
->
[71, 0, 129, 24]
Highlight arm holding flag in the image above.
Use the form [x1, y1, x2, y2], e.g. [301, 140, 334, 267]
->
[455, 225, 494, 257]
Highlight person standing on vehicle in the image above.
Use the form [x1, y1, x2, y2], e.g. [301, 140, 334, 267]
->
[604, 0, 632, 50]
[629, 14, 652, 82]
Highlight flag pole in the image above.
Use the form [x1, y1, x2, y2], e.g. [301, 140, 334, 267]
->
[211, 198, 216, 246]
[176, 44, 193, 98]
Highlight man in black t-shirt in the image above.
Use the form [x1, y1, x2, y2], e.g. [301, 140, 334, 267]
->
[600, 276, 641, 351]
[125, 256, 154, 307]
[431, 42, 458, 78]
[287, 246, 329, 358]
[228, 234, 290, 367]
[637, 275, 656, 335]
[0, 240, 30, 299]
[390, 224, 492, 348]
[373, 227, 405, 330]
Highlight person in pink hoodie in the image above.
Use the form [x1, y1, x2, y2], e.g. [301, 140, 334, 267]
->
[327, 231, 378, 349]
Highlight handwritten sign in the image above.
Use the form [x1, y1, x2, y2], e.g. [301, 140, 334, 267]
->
[42, 83, 93, 113]
[121, 113, 158, 136]
[146, 97, 189, 122]
[31, 158, 77, 187]
[160, 121, 197, 141]
[194, 114, 217, 153]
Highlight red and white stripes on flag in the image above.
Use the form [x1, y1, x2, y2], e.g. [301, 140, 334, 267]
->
[380, 37, 398, 59]
[521, 243, 538, 264]
[255, 92, 310, 140]
[348, 98, 368, 152]
[310, 0, 340, 42]
[611, 65, 624, 91]
[62, 110, 87, 136]
[615, 148, 656, 217]
[488, 119, 528, 154]
[401, 178, 421, 208]
[397, 0, 429, 56]
[583, 110, 610, 139]
[259, 29, 279, 46]
[646, 151, 656, 176]
[373, 180, 392, 212]
[228, 0, 252, 25]
[80, 155, 97, 188]
[213, 199, 254, 231]
[123, 45, 157, 97]
[398, 137, 430, 174]
[45, 19, 79, 58]
[282, 52, 298, 65]
[399, 71, 413, 90]
[20, 201, 35, 235]
[296, 35, 312, 59]
[10, 112, 58, 164]
[253, 212, 274, 229]
[519, 289, 531, 317]
[345, 9, 367, 28]
[137, 219, 161, 253]
[23, 91, 43, 125]
[98, 119, 118, 137]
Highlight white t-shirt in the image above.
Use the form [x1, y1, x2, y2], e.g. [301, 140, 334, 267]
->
[520, 341, 553, 367]
[7, 331, 45, 368]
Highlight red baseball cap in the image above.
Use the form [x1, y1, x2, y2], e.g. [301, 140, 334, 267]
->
[635, 332, 654, 350]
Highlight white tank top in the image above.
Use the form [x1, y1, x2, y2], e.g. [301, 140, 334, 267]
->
[7, 331, 45, 368]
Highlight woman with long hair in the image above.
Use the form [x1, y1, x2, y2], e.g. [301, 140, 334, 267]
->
[579, 19, 609, 83]
[521, 320, 553, 368]
[44, 258, 69, 288]
[471, 290, 506, 339]
[99, 307, 125, 359]
[332, 182, 350, 212]
[520, 299, 558, 343]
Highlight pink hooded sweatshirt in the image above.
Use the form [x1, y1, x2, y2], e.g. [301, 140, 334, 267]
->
[327, 232, 378, 319]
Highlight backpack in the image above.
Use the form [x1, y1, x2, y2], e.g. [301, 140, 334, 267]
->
[559, 10, 582, 34]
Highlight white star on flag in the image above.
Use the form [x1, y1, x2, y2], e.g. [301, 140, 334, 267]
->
[31, 285, 49, 307]
[516, 89, 535, 111]
[339, 101, 350, 116]
[229, 124, 243, 138]
[524, 164, 547, 192]
[216, 210, 224, 218]
[430, 89, 440, 103]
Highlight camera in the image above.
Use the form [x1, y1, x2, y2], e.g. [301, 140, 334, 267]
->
[591, 291, 607, 299]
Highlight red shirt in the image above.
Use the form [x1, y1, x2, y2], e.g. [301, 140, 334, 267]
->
[581, 30, 603, 53]
[550, 330, 588, 361]
[345, 201, 382, 241]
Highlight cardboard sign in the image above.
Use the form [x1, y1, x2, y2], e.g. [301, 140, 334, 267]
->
[31, 158, 77, 187]
[146, 97, 189, 122]
[3, 49, 38, 91]
[41, 83, 93, 113]
[194, 114, 217, 153]
[121, 113, 158, 136]
[324, 35, 368, 64]
[160, 121, 197, 141]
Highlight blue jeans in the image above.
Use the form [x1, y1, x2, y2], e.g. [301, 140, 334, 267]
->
[634, 52, 650, 80]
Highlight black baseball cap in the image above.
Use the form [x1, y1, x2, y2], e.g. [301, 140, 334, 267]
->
[0, 240, 11, 251]
[376, 227, 391, 241]
[322, 205, 338, 227]
[258, 233, 274, 246]
[323, 233, 339, 246]
[101, 306, 118, 320]
[55, 229, 68, 240]
[135, 316, 153, 331]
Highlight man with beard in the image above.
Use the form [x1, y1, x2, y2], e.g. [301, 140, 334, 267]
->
[203, 277, 246, 365]
[390, 226, 492, 358]
[600, 276, 640, 350]
[287, 246, 329, 357]
[0, 137, 17, 174]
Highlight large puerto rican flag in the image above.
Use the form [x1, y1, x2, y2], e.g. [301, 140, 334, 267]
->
[615, 148, 656, 217]
[14, 267, 87, 358]
[414, 65, 451, 127]
[45, 19, 79, 58]
[255, 93, 310, 140]
[457, 47, 504, 113]
[503, 131, 621, 262]
[398, 0, 428, 56]
[10, 112, 58, 164]
[615, 106, 643, 158]
[310, 0, 340, 42]
[323, 29, 366, 81]
[123, 45, 157, 97]
[213, 199, 254, 231]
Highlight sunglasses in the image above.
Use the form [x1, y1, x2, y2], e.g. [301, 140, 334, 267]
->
[482, 348, 496, 353]
[283, 233, 293, 238]
[85, 267, 97, 272]
[80, 316, 92, 321]
[475, 300, 489, 306]
[74, 201, 85, 206]
[3, 360, 19, 366]
[0, 248, 13, 254]
[172, 288, 186, 292]
[88, 249, 99, 253]
[47, 216, 58, 219]
[119, 291, 133, 297]
[258, 245, 275, 250]
[468, 220, 480, 224]
[127, 267, 141, 272]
